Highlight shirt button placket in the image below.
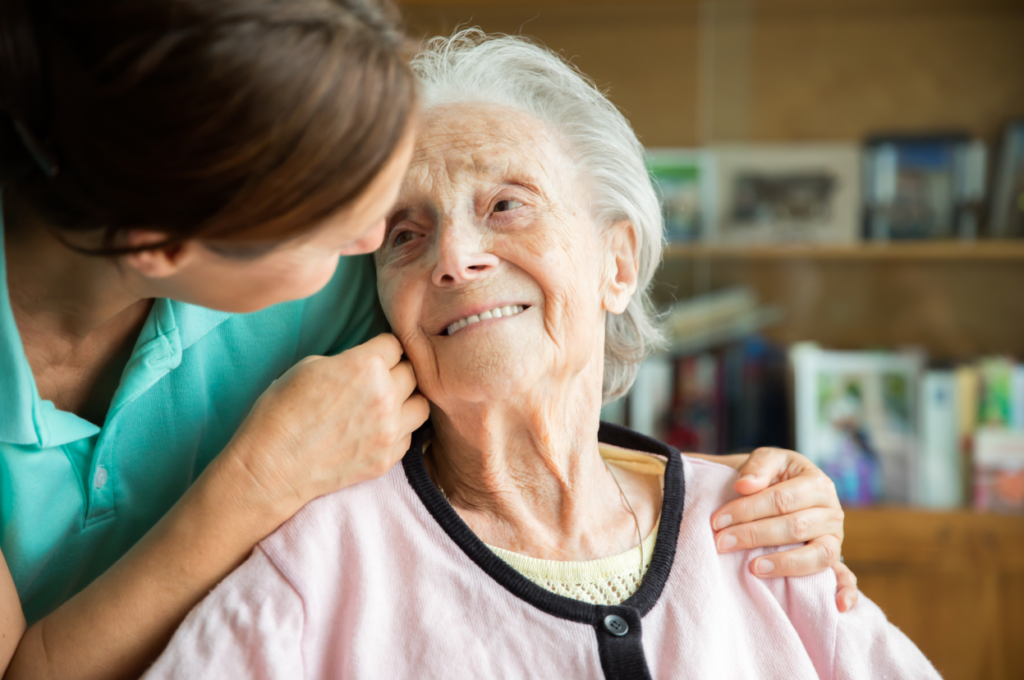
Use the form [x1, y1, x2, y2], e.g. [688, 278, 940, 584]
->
[604, 614, 630, 636]
[84, 437, 117, 526]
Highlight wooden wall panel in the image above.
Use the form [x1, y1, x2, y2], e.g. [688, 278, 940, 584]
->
[749, 4, 1024, 142]
[401, 2, 704, 147]
[401, 1, 1024, 146]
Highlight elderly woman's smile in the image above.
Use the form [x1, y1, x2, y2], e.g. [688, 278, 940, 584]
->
[376, 103, 636, 410]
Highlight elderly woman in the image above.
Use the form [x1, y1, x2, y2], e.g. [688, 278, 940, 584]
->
[144, 32, 937, 679]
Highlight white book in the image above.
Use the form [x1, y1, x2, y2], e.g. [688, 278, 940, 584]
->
[628, 355, 674, 440]
[919, 370, 962, 508]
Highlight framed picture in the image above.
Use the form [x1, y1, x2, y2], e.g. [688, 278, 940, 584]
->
[645, 149, 715, 243]
[989, 121, 1024, 238]
[791, 344, 924, 506]
[706, 143, 861, 244]
[862, 133, 983, 240]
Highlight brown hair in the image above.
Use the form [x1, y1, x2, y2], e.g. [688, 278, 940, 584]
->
[0, 0, 417, 253]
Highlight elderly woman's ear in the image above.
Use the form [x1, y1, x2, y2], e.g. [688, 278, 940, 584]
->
[600, 219, 640, 314]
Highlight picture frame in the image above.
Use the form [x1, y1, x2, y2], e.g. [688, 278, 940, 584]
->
[862, 133, 982, 241]
[706, 143, 861, 244]
[791, 344, 924, 506]
[645, 148, 715, 243]
[989, 121, 1024, 238]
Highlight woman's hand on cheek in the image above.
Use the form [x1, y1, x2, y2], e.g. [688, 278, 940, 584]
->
[703, 447, 859, 613]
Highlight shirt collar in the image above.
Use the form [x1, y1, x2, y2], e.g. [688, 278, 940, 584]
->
[0, 196, 232, 448]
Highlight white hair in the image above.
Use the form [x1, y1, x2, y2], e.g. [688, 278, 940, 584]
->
[410, 29, 665, 402]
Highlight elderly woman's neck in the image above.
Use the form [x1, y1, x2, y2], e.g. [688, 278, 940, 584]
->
[431, 394, 602, 499]
[427, 372, 655, 560]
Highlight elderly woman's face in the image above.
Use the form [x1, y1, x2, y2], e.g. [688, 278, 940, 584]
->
[375, 104, 634, 406]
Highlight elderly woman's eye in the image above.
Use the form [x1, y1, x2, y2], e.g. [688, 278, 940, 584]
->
[393, 230, 417, 247]
[493, 199, 524, 213]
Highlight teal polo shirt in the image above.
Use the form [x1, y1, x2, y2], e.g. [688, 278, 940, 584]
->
[0, 210, 388, 624]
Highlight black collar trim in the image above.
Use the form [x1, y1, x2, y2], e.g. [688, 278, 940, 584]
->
[401, 422, 686, 624]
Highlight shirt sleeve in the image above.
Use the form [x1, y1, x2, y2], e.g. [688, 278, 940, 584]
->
[756, 553, 941, 680]
[831, 596, 942, 680]
[143, 547, 305, 680]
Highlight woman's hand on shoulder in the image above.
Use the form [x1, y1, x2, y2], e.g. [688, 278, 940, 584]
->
[221, 333, 430, 522]
[691, 447, 858, 613]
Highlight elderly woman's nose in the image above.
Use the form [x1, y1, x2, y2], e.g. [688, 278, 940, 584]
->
[431, 222, 500, 286]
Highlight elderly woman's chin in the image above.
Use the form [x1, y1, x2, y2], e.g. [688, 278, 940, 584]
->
[423, 309, 594, 407]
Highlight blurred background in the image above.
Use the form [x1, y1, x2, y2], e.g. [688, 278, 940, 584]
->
[399, 1, 1024, 678]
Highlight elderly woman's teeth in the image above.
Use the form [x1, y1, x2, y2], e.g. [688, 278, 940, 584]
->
[447, 305, 525, 335]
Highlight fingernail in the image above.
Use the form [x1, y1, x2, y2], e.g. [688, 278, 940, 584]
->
[843, 597, 853, 612]
[754, 559, 775, 575]
[713, 513, 732, 530]
[716, 533, 737, 551]
[739, 474, 757, 482]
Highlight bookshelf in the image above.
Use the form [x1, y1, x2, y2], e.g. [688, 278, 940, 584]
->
[400, 2, 1024, 678]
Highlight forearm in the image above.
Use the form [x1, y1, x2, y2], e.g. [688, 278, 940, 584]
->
[6, 452, 290, 680]
[0, 551, 26, 676]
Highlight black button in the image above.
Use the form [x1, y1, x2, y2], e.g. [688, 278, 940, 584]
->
[603, 614, 629, 636]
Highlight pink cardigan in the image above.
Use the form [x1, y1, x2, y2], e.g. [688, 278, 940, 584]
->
[145, 425, 940, 679]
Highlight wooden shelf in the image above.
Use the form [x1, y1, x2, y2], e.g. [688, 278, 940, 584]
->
[662, 240, 1024, 261]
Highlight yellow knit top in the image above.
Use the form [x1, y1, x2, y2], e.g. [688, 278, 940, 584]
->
[487, 444, 666, 606]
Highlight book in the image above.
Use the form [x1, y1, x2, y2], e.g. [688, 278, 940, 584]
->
[627, 355, 674, 440]
[919, 370, 962, 508]
[1013, 366, 1024, 430]
[666, 352, 720, 454]
[973, 427, 1024, 514]
[978, 357, 1014, 427]
[989, 121, 1024, 238]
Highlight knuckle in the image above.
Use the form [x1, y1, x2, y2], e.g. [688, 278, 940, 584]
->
[368, 354, 390, 376]
[772, 488, 797, 515]
[370, 394, 392, 418]
[790, 515, 812, 542]
[833, 508, 846, 538]
[817, 539, 840, 566]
